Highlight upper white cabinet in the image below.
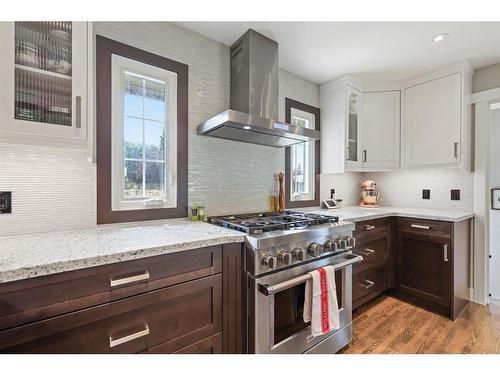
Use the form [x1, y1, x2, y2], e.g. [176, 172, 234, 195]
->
[320, 76, 400, 173]
[361, 90, 400, 170]
[402, 64, 472, 169]
[0, 22, 88, 148]
[320, 77, 363, 173]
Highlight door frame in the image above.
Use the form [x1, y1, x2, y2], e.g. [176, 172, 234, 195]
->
[471, 87, 500, 304]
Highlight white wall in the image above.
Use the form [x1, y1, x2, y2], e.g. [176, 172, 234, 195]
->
[489, 108, 500, 300]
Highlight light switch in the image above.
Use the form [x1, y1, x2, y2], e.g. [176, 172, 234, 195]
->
[0, 192, 12, 213]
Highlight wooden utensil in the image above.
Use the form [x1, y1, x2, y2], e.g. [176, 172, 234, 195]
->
[278, 171, 285, 212]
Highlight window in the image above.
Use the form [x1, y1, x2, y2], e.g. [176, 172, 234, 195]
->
[285, 98, 320, 208]
[96, 36, 188, 224]
[111, 55, 177, 211]
[290, 108, 316, 201]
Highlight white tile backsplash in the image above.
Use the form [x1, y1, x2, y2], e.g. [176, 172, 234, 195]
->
[362, 169, 474, 211]
[0, 143, 96, 236]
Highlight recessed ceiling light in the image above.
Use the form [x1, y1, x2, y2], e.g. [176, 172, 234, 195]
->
[243, 126, 251, 130]
[433, 33, 450, 42]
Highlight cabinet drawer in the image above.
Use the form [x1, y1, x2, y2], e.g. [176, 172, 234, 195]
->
[397, 218, 451, 237]
[353, 267, 387, 306]
[146, 333, 223, 354]
[355, 218, 390, 237]
[353, 236, 388, 274]
[0, 245, 223, 331]
[0, 274, 222, 353]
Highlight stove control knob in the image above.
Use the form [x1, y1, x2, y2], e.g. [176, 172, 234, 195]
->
[277, 251, 293, 266]
[346, 236, 356, 249]
[262, 255, 277, 269]
[323, 239, 338, 252]
[307, 242, 324, 257]
[291, 247, 306, 261]
[339, 239, 348, 250]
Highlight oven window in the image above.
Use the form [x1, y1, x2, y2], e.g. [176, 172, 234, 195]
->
[273, 270, 343, 345]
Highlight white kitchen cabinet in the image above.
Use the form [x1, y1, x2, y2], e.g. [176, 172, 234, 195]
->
[0, 22, 88, 148]
[402, 64, 472, 169]
[361, 90, 400, 170]
[320, 76, 363, 173]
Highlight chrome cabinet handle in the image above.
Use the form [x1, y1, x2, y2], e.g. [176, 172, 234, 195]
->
[110, 271, 150, 287]
[359, 279, 375, 289]
[361, 248, 375, 256]
[454, 142, 459, 158]
[362, 150, 367, 163]
[346, 146, 350, 161]
[411, 224, 431, 230]
[109, 324, 150, 348]
[443, 244, 449, 262]
[75, 96, 82, 128]
[365, 225, 376, 231]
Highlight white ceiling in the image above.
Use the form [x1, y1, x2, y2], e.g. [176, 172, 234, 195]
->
[175, 22, 500, 84]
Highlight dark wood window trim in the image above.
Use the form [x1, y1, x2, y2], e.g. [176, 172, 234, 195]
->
[96, 35, 188, 224]
[285, 98, 320, 209]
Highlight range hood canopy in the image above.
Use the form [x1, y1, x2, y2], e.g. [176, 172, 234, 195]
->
[197, 29, 320, 148]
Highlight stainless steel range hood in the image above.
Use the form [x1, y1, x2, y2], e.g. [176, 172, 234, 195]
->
[197, 29, 320, 148]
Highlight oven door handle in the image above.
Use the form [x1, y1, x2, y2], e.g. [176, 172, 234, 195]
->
[257, 253, 363, 296]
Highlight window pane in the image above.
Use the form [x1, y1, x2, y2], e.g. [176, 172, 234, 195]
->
[124, 73, 144, 118]
[145, 162, 165, 197]
[124, 118, 144, 159]
[124, 160, 143, 199]
[145, 79, 166, 122]
[145, 121, 165, 160]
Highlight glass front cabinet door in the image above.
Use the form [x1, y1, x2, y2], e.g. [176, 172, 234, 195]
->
[0, 22, 87, 145]
[345, 86, 361, 169]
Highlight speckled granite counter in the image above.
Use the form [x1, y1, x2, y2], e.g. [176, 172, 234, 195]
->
[298, 206, 474, 223]
[0, 218, 244, 284]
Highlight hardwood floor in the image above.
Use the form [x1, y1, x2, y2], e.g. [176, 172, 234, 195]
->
[341, 295, 500, 354]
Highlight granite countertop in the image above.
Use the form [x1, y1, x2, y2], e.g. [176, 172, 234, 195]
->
[0, 218, 244, 284]
[298, 205, 474, 223]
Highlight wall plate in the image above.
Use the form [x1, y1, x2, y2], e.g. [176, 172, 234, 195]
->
[0, 192, 12, 214]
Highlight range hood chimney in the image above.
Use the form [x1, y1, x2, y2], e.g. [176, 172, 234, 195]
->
[197, 29, 320, 148]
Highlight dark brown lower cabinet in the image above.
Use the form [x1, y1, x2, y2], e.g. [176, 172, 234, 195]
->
[394, 218, 471, 320]
[0, 243, 245, 353]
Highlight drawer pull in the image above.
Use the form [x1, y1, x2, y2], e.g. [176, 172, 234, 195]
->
[411, 224, 431, 230]
[110, 271, 150, 287]
[361, 248, 375, 256]
[359, 279, 375, 289]
[109, 324, 150, 348]
[365, 225, 376, 231]
[443, 244, 449, 262]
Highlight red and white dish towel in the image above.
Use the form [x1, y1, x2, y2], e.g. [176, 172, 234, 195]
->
[303, 265, 340, 337]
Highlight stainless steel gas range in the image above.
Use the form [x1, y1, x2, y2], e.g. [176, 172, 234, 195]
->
[208, 211, 362, 354]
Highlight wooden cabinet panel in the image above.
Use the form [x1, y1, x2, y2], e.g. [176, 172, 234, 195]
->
[0, 275, 222, 353]
[353, 236, 389, 274]
[0, 245, 222, 331]
[172, 333, 222, 354]
[403, 72, 462, 167]
[361, 90, 401, 169]
[354, 218, 390, 237]
[396, 232, 451, 307]
[397, 218, 451, 237]
[353, 266, 388, 309]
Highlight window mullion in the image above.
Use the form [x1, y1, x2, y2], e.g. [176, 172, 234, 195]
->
[142, 78, 146, 199]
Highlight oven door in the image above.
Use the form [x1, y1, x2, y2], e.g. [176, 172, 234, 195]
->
[249, 252, 361, 354]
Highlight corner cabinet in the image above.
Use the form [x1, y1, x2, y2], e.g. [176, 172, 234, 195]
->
[0, 22, 88, 148]
[402, 63, 472, 170]
[320, 76, 401, 173]
[320, 77, 363, 173]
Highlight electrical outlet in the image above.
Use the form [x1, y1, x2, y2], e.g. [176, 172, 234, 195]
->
[0, 192, 12, 213]
[422, 189, 430, 200]
[451, 189, 461, 201]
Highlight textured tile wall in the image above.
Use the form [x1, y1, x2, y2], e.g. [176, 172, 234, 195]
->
[0, 143, 96, 236]
[362, 169, 474, 211]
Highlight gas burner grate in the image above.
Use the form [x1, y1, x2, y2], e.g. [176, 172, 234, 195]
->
[208, 211, 339, 235]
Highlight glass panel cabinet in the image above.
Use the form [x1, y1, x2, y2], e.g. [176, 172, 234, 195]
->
[345, 86, 361, 168]
[0, 22, 87, 144]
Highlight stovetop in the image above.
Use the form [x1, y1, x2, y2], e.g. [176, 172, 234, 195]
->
[208, 210, 339, 235]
